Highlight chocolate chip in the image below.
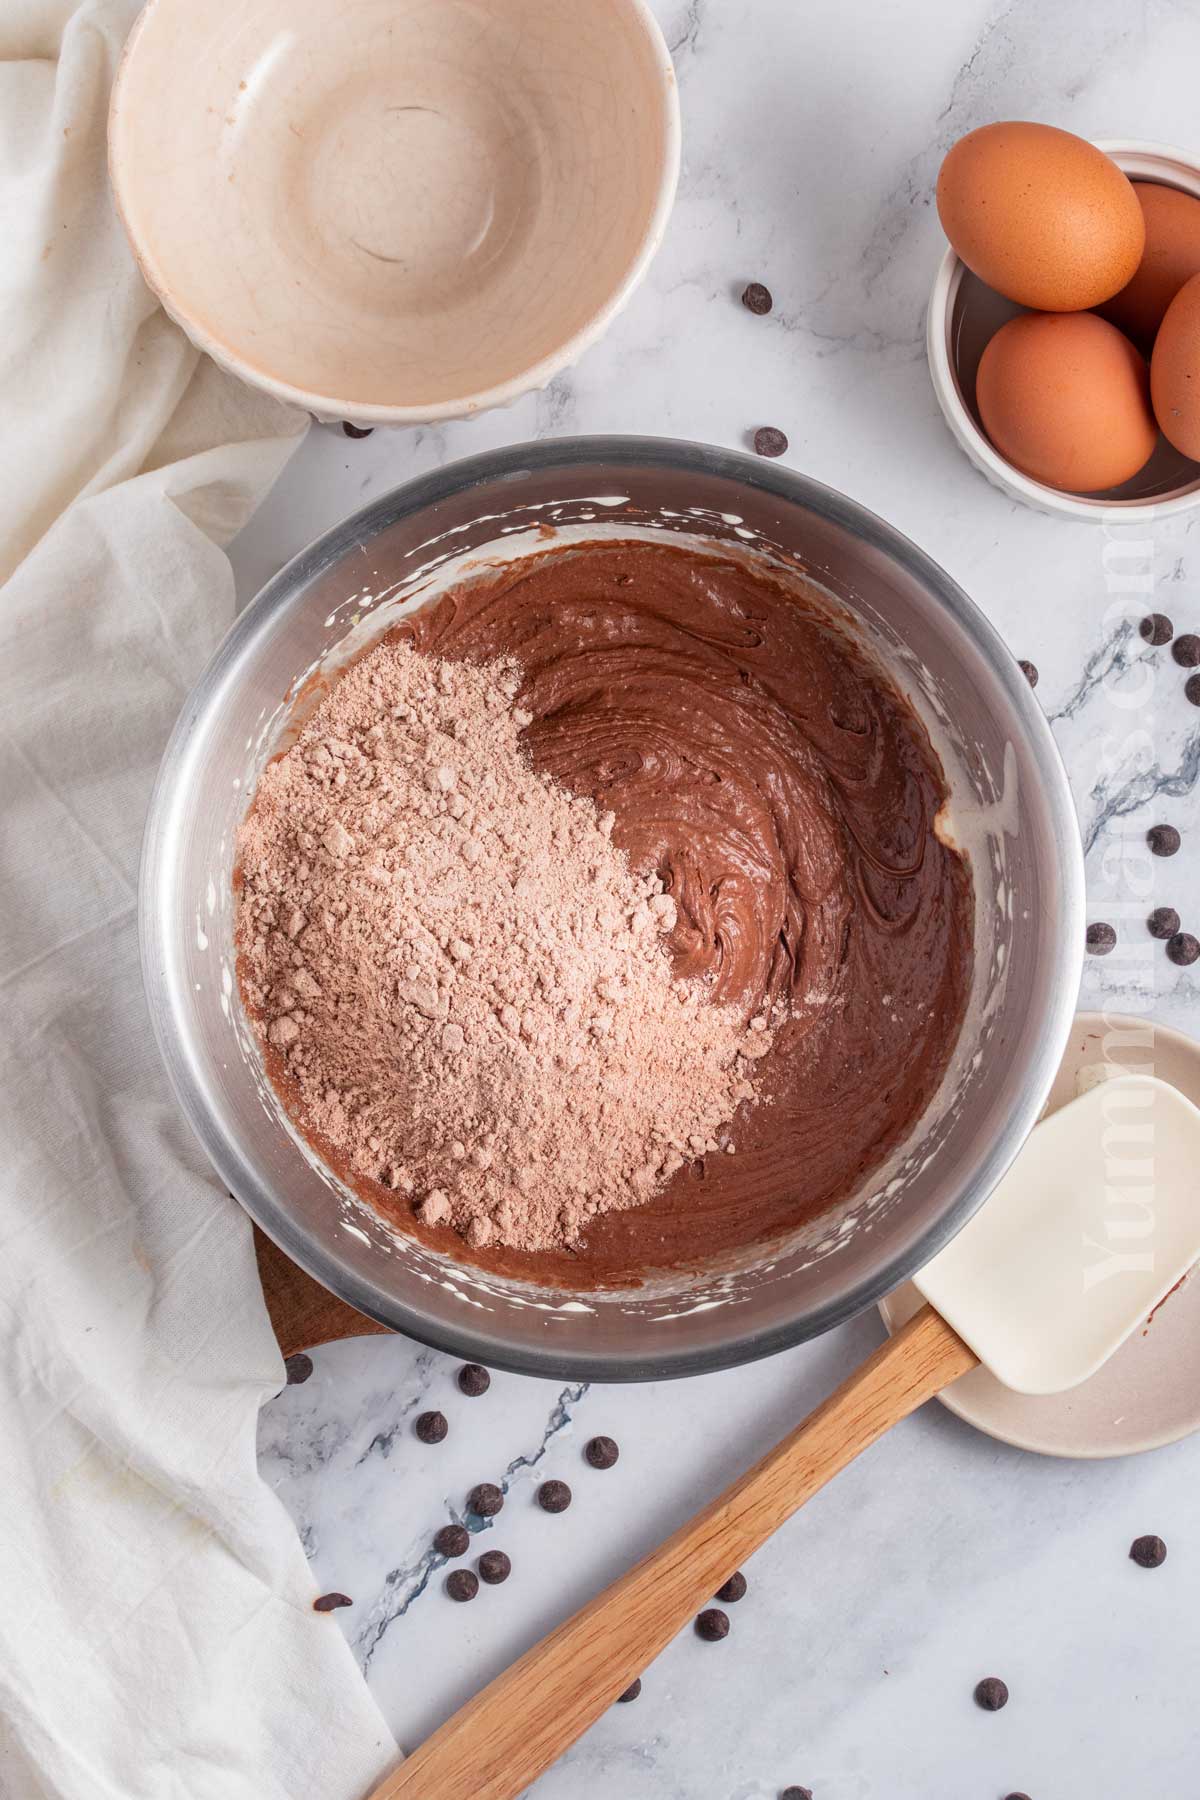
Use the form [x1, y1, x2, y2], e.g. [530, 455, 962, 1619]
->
[445, 1569, 479, 1602]
[696, 1607, 730, 1641]
[537, 1479, 572, 1513]
[1086, 921, 1116, 955]
[753, 426, 788, 459]
[1172, 632, 1200, 667]
[415, 1410, 448, 1444]
[1186, 673, 1200, 707]
[1003, 1793, 1032, 1799]
[780, 1789, 813, 1800]
[1149, 906, 1182, 939]
[1017, 659, 1039, 687]
[741, 282, 773, 316]
[1130, 1534, 1167, 1567]
[1168, 931, 1200, 966]
[616, 1678, 642, 1703]
[478, 1549, 511, 1584]
[458, 1362, 491, 1396]
[1139, 613, 1173, 645]
[434, 1523, 470, 1558]
[715, 1570, 747, 1604]
[974, 1676, 1009, 1711]
[284, 1352, 313, 1385]
[585, 1435, 620, 1470]
[467, 1481, 504, 1517]
[313, 1592, 352, 1612]
[342, 421, 374, 438]
[1148, 824, 1182, 857]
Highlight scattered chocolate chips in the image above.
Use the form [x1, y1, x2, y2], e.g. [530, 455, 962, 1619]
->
[478, 1549, 511, 1585]
[1172, 632, 1200, 667]
[741, 282, 773, 316]
[616, 1678, 642, 1703]
[415, 1410, 448, 1444]
[1168, 932, 1200, 967]
[1149, 906, 1182, 940]
[1130, 1534, 1167, 1568]
[1139, 613, 1174, 646]
[467, 1481, 504, 1517]
[342, 421, 373, 438]
[458, 1362, 491, 1397]
[753, 426, 789, 459]
[585, 1435, 620, 1470]
[1017, 659, 1039, 687]
[445, 1569, 479, 1602]
[974, 1676, 1009, 1711]
[1148, 824, 1182, 857]
[781, 1789, 813, 1800]
[1186, 673, 1200, 707]
[284, 1352, 314, 1385]
[313, 1592, 352, 1612]
[715, 1570, 748, 1604]
[696, 1607, 730, 1641]
[1086, 921, 1116, 956]
[537, 1479, 572, 1513]
[434, 1523, 470, 1558]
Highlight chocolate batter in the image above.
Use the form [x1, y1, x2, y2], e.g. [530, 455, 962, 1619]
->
[362, 534, 973, 1284]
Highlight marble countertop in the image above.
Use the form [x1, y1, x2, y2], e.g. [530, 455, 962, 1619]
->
[237, 1, 1200, 1792]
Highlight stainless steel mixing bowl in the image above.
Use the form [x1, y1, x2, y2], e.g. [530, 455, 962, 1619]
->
[141, 437, 1083, 1380]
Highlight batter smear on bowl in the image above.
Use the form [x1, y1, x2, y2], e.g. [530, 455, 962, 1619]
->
[235, 538, 972, 1280]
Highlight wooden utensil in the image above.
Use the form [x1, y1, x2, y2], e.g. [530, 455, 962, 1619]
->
[369, 1304, 975, 1799]
[365, 1076, 1200, 1799]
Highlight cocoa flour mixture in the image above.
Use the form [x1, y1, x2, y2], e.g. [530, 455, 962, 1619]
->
[237, 638, 773, 1256]
[236, 537, 973, 1286]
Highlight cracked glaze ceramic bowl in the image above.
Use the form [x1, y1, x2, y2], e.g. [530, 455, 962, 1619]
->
[109, 0, 679, 425]
[141, 439, 1084, 1380]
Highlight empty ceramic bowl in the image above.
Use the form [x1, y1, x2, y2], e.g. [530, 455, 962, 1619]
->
[109, 0, 679, 424]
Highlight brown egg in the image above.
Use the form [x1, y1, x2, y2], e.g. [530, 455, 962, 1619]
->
[937, 122, 1144, 311]
[1100, 182, 1200, 347]
[976, 312, 1157, 493]
[1151, 271, 1200, 458]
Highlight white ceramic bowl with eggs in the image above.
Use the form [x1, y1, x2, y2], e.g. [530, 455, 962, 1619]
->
[927, 139, 1200, 522]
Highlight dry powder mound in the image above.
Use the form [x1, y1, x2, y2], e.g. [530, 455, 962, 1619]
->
[235, 639, 773, 1254]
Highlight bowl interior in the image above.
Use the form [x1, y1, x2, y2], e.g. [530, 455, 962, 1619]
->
[142, 441, 1083, 1379]
[111, 0, 676, 416]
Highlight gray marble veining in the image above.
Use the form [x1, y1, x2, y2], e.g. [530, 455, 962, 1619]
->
[247, 0, 1200, 1791]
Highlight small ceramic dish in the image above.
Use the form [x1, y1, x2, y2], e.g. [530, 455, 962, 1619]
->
[109, 0, 679, 425]
[927, 139, 1200, 521]
[880, 1011, 1200, 1459]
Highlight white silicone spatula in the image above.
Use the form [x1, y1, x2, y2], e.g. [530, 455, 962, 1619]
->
[368, 1073, 1200, 1800]
[913, 1072, 1200, 1393]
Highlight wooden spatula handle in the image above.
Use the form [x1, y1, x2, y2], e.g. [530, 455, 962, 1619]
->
[370, 1304, 976, 1800]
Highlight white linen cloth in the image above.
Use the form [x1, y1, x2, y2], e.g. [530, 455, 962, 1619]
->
[0, 4, 399, 1795]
